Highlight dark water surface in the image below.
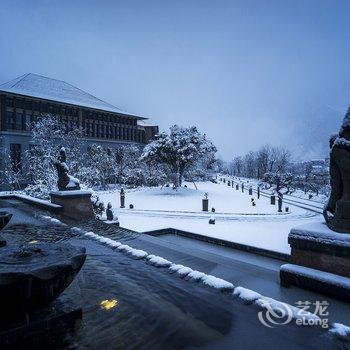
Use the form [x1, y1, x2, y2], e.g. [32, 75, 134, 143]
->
[59, 239, 343, 350]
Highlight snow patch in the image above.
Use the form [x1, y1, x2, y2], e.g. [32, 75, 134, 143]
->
[201, 275, 234, 291]
[169, 264, 193, 277]
[186, 270, 207, 281]
[233, 286, 261, 303]
[146, 255, 172, 267]
[329, 323, 350, 338]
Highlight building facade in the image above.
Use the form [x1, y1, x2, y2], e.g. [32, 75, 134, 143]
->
[0, 73, 159, 177]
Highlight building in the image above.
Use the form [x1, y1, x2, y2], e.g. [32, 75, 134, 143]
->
[0, 73, 159, 175]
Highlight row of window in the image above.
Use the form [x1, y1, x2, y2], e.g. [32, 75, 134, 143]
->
[4, 110, 146, 143]
[4, 96, 137, 126]
[84, 121, 144, 142]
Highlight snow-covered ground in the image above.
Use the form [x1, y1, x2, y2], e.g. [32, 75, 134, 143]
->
[98, 181, 305, 215]
[97, 180, 322, 254]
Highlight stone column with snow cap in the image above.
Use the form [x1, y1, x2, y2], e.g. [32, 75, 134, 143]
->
[50, 147, 93, 220]
[280, 108, 350, 302]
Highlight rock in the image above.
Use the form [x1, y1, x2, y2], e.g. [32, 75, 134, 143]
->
[0, 242, 86, 313]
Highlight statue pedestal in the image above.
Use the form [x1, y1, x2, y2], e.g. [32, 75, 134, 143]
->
[280, 221, 350, 302]
[50, 190, 94, 220]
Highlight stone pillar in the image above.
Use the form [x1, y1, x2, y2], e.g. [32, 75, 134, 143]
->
[249, 188, 252, 195]
[120, 188, 125, 208]
[278, 195, 282, 212]
[257, 187, 260, 199]
[270, 195, 275, 205]
[202, 198, 209, 212]
[50, 190, 94, 220]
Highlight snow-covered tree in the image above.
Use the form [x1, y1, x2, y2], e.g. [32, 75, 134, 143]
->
[114, 145, 142, 184]
[25, 115, 85, 198]
[0, 143, 24, 191]
[141, 125, 217, 187]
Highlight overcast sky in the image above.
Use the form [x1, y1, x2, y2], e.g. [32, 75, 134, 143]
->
[1, 0, 349, 160]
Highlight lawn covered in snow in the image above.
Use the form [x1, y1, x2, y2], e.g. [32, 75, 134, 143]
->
[97, 180, 305, 215]
[96, 180, 322, 254]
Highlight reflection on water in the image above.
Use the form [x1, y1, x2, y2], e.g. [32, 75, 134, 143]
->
[62, 241, 233, 350]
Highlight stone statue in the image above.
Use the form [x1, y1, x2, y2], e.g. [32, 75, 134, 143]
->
[54, 147, 80, 191]
[106, 202, 114, 221]
[324, 108, 350, 232]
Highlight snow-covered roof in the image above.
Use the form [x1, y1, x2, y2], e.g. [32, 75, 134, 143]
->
[137, 120, 159, 127]
[0, 73, 146, 119]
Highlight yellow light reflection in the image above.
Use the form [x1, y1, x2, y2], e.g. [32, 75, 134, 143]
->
[100, 299, 118, 310]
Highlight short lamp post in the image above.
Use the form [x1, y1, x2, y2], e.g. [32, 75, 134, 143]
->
[202, 192, 209, 212]
[270, 195, 275, 205]
[120, 188, 125, 208]
[278, 194, 283, 212]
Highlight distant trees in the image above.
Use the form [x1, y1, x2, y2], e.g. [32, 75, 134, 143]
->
[228, 144, 330, 197]
[141, 125, 217, 188]
[229, 144, 291, 180]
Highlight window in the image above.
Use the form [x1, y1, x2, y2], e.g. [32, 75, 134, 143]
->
[25, 113, 31, 131]
[5, 97, 14, 107]
[33, 101, 40, 110]
[10, 144, 21, 172]
[25, 99, 32, 110]
[15, 99, 23, 109]
[6, 111, 14, 129]
[15, 111, 23, 130]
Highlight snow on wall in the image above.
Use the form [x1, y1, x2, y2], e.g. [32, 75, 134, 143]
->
[281, 264, 350, 288]
[290, 221, 350, 248]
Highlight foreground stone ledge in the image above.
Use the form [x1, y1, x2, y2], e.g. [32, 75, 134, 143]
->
[281, 221, 350, 301]
[288, 221, 350, 277]
[280, 264, 350, 302]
